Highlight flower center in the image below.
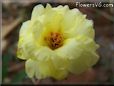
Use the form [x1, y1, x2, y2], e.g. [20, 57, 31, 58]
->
[44, 32, 63, 50]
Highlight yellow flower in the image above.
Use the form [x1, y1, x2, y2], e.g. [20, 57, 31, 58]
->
[17, 4, 99, 80]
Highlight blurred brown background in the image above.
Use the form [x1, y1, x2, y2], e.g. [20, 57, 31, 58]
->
[2, 0, 114, 85]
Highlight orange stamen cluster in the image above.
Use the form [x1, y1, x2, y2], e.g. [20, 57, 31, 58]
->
[45, 32, 63, 50]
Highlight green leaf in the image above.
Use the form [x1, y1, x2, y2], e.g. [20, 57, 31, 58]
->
[11, 70, 26, 84]
[2, 54, 12, 80]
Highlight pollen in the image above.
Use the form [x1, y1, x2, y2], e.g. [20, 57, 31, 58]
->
[44, 32, 63, 50]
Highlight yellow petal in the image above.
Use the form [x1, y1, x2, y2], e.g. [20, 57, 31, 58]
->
[53, 5, 69, 15]
[17, 21, 32, 60]
[31, 4, 44, 20]
[33, 47, 68, 80]
[44, 9, 63, 31]
[62, 9, 94, 39]
[69, 20, 95, 39]
[36, 57, 68, 80]
[68, 50, 99, 74]
[55, 38, 83, 59]
[25, 59, 36, 78]
[30, 20, 44, 45]
[61, 8, 82, 31]
[46, 3, 52, 10]
[17, 20, 42, 60]
[55, 37, 99, 74]
[75, 35, 99, 51]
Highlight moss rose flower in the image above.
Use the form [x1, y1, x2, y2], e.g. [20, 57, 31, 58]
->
[17, 4, 99, 80]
